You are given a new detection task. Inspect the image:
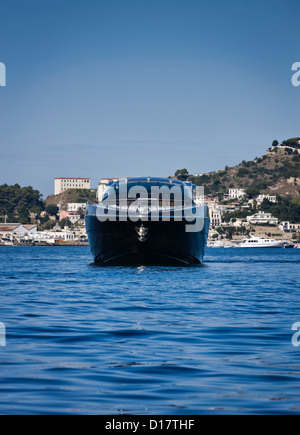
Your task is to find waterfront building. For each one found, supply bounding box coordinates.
[33,231,77,243]
[54,178,91,195]
[0,224,37,240]
[247,212,279,226]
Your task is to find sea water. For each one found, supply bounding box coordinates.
[0,246,299,415]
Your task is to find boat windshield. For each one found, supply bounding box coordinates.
[102,182,195,207]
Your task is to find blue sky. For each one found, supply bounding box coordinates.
[0,0,300,197]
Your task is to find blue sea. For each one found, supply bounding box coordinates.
[0,246,300,415]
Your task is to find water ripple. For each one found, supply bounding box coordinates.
[0,246,300,414]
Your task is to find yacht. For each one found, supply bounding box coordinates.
[85,177,210,266]
[212,240,224,248]
[239,235,286,248]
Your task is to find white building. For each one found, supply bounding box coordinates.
[279,221,290,232]
[290,223,300,233]
[280,222,300,233]
[97,178,120,202]
[0,224,37,240]
[32,231,77,243]
[210,209,222,227]
[67,214,82,224]
[229,189,246,200]
[67,203,87,212]
[257,194,277,204]
[247,212,279,225]
[54,178,91,195]
[194,192,205,205]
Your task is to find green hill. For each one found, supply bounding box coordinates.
[186,142,300,198]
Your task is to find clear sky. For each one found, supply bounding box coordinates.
[0,0,300,197]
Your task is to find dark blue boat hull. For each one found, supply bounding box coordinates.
[86,215,210,266]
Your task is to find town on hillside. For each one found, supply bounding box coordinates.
[0,139,300,247]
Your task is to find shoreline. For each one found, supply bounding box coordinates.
[0,243,90,247]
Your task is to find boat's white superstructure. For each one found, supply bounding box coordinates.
[240,235,286,248]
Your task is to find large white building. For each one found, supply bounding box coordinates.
[54,178,91,195]
[247,212,278,226]
[229,189,246,200]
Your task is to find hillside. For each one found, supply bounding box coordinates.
[45,188,97,210]
[187,142,300,198]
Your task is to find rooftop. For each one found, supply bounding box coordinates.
[55,177,90,180]
[0,225,20,231]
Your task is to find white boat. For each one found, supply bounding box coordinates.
[239,235,286,248]
[212,240,224,248]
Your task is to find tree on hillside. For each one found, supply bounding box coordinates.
[261,197,300,223]
[272,140,279,147]
[59,218,73,229]
[237,167,251,177]
[46,204,59,216]
[43,220,57,230]
[0,184,44,223]
[245,187,260,199]
[281,138,300,148]
[175,168,189,181]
